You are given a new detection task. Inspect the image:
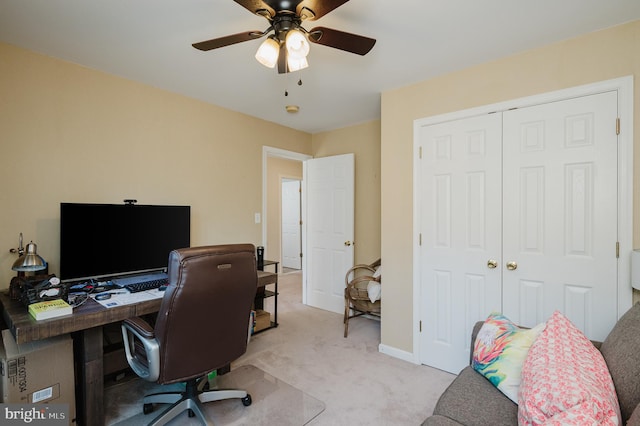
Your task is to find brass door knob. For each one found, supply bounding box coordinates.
[344,241,352,246]
[506,261,518,270]
[487,259,498,269]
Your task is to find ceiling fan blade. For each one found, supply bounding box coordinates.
[297,0,350,20]
[277,42,288,74]
[308,26,376,55]
[192,31,264,51]
[233,0,276,18]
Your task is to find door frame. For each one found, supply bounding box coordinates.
[261,146,312,264]
[412,76,634,364]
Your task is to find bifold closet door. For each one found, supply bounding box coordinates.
[501,91,619,341]
[419,90,619,373]
[418,113,503,374]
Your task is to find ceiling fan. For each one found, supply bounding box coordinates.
[192,0,376,74]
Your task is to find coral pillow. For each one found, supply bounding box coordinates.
[472,312,545,403]
[518,310,621,425]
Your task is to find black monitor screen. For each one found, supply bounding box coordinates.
[60,203,190,280]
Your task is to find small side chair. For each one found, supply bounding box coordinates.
[344,258,381,337]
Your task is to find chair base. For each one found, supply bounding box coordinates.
[343,307,380,338]
[143,378,251,425]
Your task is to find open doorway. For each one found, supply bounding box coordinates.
[262,146,311,271]
[281,178,302,272]
[263,147,357,313]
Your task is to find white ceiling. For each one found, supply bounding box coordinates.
[1,0,640,134]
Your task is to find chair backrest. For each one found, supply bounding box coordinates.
[154,244,257,384]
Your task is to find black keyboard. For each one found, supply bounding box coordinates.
[125,278,168,293]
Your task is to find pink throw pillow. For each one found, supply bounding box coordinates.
[518,310,620,425]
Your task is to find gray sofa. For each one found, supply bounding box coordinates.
[423,302,640,426]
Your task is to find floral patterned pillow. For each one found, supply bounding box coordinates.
[518,310,621,425]
[472,312,545,403]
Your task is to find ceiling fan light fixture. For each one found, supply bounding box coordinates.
[285,29,310,59]
[287,55,309,72]
[193,2,376,75]
[255,37,280,68]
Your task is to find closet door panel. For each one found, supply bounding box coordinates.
[502,91,618,341]
[418,113,502,373]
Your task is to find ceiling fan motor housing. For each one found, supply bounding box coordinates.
[271,15,302,41]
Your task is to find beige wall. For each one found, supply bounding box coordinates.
[312,120,382,265]
[381,20,640,353]
[0,42,312,286]
[265,157,303,264]
[0,41,383,294]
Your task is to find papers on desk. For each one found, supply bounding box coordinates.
[91,289,164,308]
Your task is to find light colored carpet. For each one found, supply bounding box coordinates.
[104,271,455,425]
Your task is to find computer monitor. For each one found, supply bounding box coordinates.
[59,203,190,281]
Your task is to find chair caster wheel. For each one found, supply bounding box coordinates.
[188,409,195,417]
[242,394,252,406]
[143,403,154,415]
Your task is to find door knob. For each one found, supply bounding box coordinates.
[344,241,352,246]
[506,261,518,270]
[487,259,498,269]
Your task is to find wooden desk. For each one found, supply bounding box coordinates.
[0,271,277,426]
[0,291,161,425]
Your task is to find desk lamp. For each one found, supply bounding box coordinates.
[10,233,47,274]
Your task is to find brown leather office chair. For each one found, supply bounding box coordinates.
[121,244,257,425]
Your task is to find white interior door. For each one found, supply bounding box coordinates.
[282,179,302,269]
[502,91,619,341]
[304,154,355,314]
[418,114,503,373]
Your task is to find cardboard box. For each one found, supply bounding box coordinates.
[254,309,271,333]
[0,329,76,422]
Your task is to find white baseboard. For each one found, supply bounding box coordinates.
[378,343,419,364]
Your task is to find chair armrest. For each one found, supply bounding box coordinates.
[123,316,155,338]
[348,275,380,288]
[345,264,377,285]
[121,317,160,382]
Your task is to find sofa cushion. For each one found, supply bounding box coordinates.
[518,310,620,425]
[472,312,544,402]
[431,366,517,426]
[600,302,640,423]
